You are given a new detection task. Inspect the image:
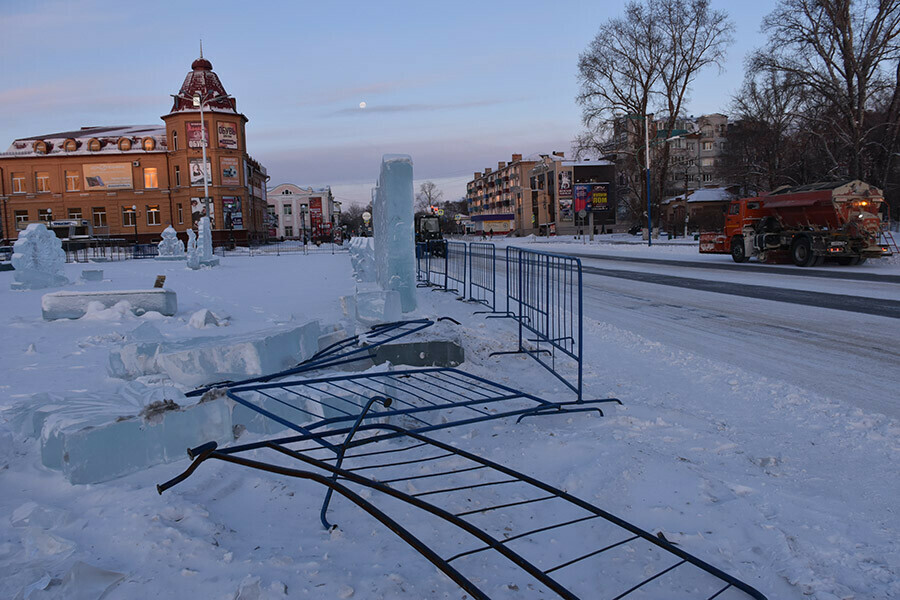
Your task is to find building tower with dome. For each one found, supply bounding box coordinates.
[0,55,269,245]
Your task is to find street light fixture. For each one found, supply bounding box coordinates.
[170,91,232,223]
[625,113,654,246]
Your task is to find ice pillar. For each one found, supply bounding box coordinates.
[373,154,416,313]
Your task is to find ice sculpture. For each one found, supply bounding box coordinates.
[197,217,219,266]
[186,229,200,270]
[348,237,376,283]
[10,223,69,290]
[156,226,186,260]
[373,154,416,312]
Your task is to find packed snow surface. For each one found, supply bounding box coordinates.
[0,240,897,599]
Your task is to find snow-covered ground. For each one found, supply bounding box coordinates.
[0,247,897,599]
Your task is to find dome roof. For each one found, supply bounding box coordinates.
[169,56,237,114]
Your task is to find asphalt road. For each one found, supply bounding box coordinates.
[567,254,900,416]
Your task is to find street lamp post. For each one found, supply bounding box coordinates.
[131,204,139,245]
[300,204,309,253]
[625,113,653,246]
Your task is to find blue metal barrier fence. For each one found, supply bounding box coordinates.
[468,242,496,311]
[492,247,583,401]
[445,241,467,296]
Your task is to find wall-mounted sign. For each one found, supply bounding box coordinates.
[190,197,215,227]
[217,121,238,149]
[189,159,212,186]
[220,157,240,185]
[186,122,209,148]
[83,163,133,190]
[558,170,573,198]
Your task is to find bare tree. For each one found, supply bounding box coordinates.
[750,0,900,182]
[576,0,733,226]
[415,181,443,213]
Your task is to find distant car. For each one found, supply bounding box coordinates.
[0,246,13,261]
[627,224,642,236]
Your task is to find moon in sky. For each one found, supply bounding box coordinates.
[359,101,367,109]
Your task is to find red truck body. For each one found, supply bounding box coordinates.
[699,180,892,266]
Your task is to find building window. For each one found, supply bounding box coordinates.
[147,205,161,226]
[36,172,50,193]
[172,131,178,150]
[702,173,713,182]
[38,208,52,222]
[177,203,184,224]
[284,226,293,237]
[174,165,181,187]
[143,167,158,189]
[33,141,49,154]
[702,141,714,151]
[122,206,136,227]
[142,137,156,151]
[118,137,132,152]
[282,189,292,195]
[15,210,29,228]
[88,138,101,152]
[68,208,82,220]
[64,139,77,152]
[701,158,714,167]
[283,205,292,215]
[92,207,107,227]
[65,170,80,191]
[12,172,25,193]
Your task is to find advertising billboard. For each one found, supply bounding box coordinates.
[186,122,209,148]
[189,159,212,186]
[573,183,611,212]
[220,157,240,186]
[558,170,573,198]
[190,197,214,227]
[83,163,133,190]
[217,121,238,149]
[223,197,243,230]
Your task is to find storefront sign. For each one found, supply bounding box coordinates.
[217,121,238,149]
[574,183,611,212]
[186,122,209,148]
[190,159,212,186]
[220,157,240,185]
[83,163,133,190]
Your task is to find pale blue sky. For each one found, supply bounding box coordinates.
[0,0,778,205]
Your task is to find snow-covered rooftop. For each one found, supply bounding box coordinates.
[3,125,167,157]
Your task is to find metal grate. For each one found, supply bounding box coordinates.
[222,367,619,438]
[159,424,768,600]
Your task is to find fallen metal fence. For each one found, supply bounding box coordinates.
[467,242,496,311]
[445,241,467,296]
[493,247,584,401]
[160,423,768,600]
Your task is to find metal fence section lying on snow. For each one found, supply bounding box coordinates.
[159,424,768,600]
[493,247,584,401]
[467,242,496,311]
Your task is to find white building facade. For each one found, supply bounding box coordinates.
[266,183,340,242]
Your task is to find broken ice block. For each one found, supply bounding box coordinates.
[41,289,177,320]
[355,287,401,326]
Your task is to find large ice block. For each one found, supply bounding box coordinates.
[373,154,416,312]
[41,289,177,320]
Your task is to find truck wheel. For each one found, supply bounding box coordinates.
[791,236,815,267]
[730,236,749,263]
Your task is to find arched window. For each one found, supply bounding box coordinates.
[172,130,178,150]
[142,137,156,151]
[88,138,102,152]
[118,137,132,152]
[282,189,292,195]
[64,139,77,152]
[33,140,49,154]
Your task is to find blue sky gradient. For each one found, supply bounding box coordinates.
[0,0,778,205]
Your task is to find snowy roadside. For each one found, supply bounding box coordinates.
[0,253,897,599]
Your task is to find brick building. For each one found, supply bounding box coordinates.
[466,153,538,235]
[0,55,269,244]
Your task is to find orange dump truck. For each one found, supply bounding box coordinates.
[699,180,892,266]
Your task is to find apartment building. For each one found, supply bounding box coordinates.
[466,153,538,235]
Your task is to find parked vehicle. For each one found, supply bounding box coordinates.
[415,214,444,256]
[699,180,892,266]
